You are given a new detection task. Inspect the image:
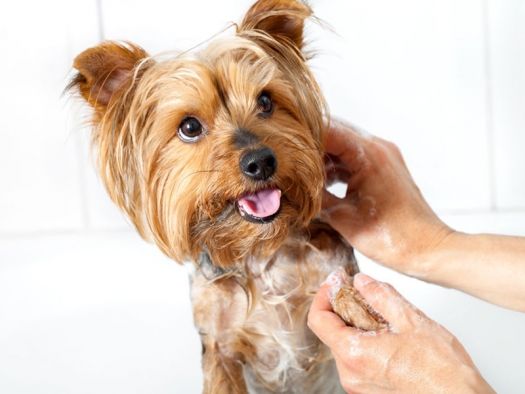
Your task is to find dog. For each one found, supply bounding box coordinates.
[67,0,385,392]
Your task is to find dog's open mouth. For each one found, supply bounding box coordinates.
[236,188,282,224]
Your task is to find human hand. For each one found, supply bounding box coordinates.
[307,272,495,393]
[322,118,452,274]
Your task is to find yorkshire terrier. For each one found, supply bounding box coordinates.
[68,0,385,392]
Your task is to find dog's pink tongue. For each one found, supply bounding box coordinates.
[238,189,281,218]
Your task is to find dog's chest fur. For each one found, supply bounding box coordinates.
[189,223,356,393]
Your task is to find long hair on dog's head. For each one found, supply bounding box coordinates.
[68,0,326,267]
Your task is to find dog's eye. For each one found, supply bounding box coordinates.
[257,92,274,117]
[178,117,204,142]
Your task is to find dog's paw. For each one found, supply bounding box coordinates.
[332,284,388,331]
[325,268,388,331]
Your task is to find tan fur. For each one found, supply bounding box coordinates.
[67,1,383,392]
[192,222,357,393]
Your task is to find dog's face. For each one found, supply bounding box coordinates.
[69,0,326,267]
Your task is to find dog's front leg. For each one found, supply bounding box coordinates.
[190,265,250,394]
[200,336,247,394]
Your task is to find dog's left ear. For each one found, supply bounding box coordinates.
[238,0,312,50]
[67,41,153,113]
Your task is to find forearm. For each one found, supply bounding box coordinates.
[413,231,525,311]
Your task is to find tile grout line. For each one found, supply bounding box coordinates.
[2,209,525,241]
[72,0,106,231]
[482,0,497,212]
[0,227,135,241]
[96,0,106,42]
[74,132,93,230]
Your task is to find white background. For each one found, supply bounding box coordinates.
[1,0,524,392]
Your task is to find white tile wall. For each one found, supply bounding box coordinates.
[310,0,492,213]
[1,0,524,392]
[487,0,525,210]
[0,1,91,233]
[100,0,245,55]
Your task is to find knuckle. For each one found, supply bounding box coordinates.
[306,310,321,332]
[379,281,396,293]
[374,138,403,160]
[363,279,390,295]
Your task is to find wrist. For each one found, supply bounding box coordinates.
[400,222,456,279]
[458,365,496,394]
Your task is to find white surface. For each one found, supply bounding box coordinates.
[1,0,524,392]
[0,232,203,393]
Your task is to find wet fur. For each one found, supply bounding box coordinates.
[192,222,357,392]
[68,0,367,392]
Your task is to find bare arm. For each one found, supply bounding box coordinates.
[322,118,525,311]
[424,231,525,311]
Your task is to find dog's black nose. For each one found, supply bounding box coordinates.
[240,147,277,181]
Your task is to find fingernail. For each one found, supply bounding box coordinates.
[323,267,351,303]
[353,273,374,288]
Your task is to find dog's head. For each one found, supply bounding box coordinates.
[68,0,326,267]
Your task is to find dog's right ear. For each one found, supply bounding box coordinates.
[238,0,312,50]
[68,41,152,111]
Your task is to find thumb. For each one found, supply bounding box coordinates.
[308,280,360,350]
[353,273,427,332]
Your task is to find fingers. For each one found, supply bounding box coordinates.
[308,281,359,349]
[325,118,402,172]
[353,273,427,332]
[322,119,370,214]
[324,118,367,165]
